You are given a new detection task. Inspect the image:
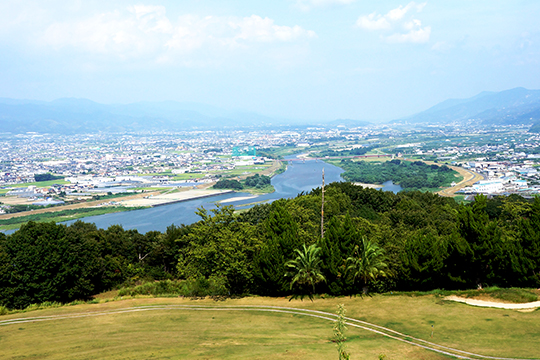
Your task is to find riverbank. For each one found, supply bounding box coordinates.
[119,189,234,207]
[0,160,285,231]
[353,182,383,189]
[2,156,344,234]
[0,206,144,231]
[220,195,258,204]
[0,191,162,221]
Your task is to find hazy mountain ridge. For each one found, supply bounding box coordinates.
[0,98,283,134]
[0,97,374,133]
[2,87,540,134]
[399,87,540,125]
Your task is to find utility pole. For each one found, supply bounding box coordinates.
[321,168,325,239]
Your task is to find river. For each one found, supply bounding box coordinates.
[4,156,401,234]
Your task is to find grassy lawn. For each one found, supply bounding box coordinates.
[241,184,275,194]
[1,295,539,359]
[222,168,266,176]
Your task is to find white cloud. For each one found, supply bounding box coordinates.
[356,2,430,44]
[230,15,316,43]
[356,13,391,31]
[39,6,316,60]
[128,5,173,34]
[386,2,424,21]
[386,26,431,43]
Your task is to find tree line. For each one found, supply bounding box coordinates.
[1,183,539,309]
[312,146,376,158]
[34,173,64,182]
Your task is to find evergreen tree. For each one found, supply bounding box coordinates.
[253,202,302,295]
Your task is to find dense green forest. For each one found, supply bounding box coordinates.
[213,174,271,190]
[339,159,459,190]
[1,183,539,309]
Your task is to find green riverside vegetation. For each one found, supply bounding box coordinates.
[213,173,274,193]
[1,183,539,310]
[0,206,144,230]
[337,159,461,190]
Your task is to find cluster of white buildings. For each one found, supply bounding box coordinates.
[461,160,538,195]
[469,178,529,194]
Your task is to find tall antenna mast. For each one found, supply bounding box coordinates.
[321,168,325,239]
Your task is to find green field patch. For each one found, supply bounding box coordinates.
[171,173,205,180]
[5,179,69,188]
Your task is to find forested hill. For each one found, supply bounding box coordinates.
[1,183,539,309]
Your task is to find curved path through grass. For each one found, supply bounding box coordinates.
[1,304,537,360]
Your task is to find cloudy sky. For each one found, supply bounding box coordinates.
[1,0,539,121]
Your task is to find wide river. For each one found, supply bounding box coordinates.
[6,156,401,234]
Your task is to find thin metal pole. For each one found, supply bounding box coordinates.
[321,168,325,239]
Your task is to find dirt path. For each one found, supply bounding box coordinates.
[445,296,540,310]
[0,191,161,220]
[437,165,483,197]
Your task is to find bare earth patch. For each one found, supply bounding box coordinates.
[445,295,540,309]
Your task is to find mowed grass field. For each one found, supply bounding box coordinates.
[1,295,539,360]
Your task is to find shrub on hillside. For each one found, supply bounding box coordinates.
[117,278,227,298]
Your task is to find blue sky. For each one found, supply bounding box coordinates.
[1,0,539,122]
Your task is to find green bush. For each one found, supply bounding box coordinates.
[24,302,63,312]
[484,287,538,303]
[117,277,228,298]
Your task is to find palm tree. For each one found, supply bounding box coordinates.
[286,243,326,300]
[346,237,389,294]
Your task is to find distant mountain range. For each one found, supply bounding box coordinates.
[398,87,540,125]
[2,87,540,134]
[0,98,288,134]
